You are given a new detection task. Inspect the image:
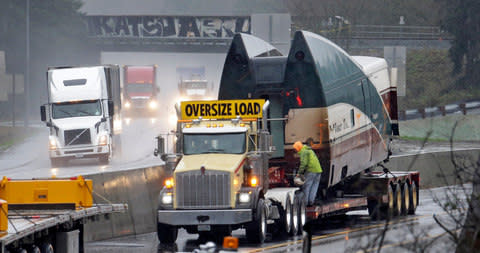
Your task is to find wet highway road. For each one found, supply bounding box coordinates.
[85,184,469,253]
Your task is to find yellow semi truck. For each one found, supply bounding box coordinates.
[155,99,304,243]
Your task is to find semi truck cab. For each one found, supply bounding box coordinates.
[155,99,301,243]
[40,65,121,166]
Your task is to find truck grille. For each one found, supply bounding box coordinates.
[175,170,231,209]
[64,129,91,145]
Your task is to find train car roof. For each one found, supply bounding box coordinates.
[352,56,388,76]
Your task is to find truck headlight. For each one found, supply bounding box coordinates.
[148,100,158,109]
[124,101,131,109]
[49,136,58,150]
[161,193,173,205]
[98,135,108,146]
[238,192,251,203]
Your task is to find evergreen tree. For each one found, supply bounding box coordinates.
[438,0,480,88]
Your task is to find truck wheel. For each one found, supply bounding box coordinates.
[393,183,402,217]
[401,182,410,215]
[246,198,267,243]
[290,195,299,236]
[29,245,41,253]
[296,192,306,235]
[157,223,178,244]
[281,195,292,234]
[408,181,418,214]
[39,242,54,253]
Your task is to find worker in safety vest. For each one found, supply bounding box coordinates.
[294,141,323,206]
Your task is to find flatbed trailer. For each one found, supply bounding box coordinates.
[1,204,126,253]
[0,176,127,252]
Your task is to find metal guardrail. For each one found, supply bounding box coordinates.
[399,101,480,120]
[291,22,453,41]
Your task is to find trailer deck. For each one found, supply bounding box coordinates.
[1,204,126,248]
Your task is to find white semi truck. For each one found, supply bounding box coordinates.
[40,65,122,166]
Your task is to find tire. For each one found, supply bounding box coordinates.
[281,195,292,234]
[290,195,299,236]
[157,223,178,244]
[246,198,267,243]
[408,181,418,215]
[29,245,41,253]
[367,199,380,220]
[401,182,410,216]
[393,183,402,217]
[296,192,306,235]
[39,243,54,253]
[382,184,395,220]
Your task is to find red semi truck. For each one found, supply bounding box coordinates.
[123,65,159,117]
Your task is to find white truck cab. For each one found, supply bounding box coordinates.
[40,65,121,166]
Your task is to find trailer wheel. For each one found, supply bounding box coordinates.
[408,181,418,214]
[29,245,41,253]
[291,195,299,236]
[157,223,178,244]
[296,192,306,235]
[383,184,396,219]
[401,182,410,215]
[367,199,380,220]
[281,195,293,235]
[393,183,402,216]
[246,198,267,243]
[39,242,54,253]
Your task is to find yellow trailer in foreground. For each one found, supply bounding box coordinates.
[0,176,126,253]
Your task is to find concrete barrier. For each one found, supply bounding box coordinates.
[83,164,166,242]
[389,149,480,188]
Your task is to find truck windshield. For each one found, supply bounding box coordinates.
[183,132,246,155]
[126,84,153,94]
[52,100,102,119]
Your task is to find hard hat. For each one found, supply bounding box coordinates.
[294,175,305,186]
[293,141,303,152]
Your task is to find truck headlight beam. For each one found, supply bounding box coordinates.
[161,193,173,205]
[239,192,251,203]
[149,100,158,109]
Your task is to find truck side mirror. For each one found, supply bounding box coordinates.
[40,105,46,122]
[108,101,114,116]
[154,136,166,160]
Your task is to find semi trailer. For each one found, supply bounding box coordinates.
[123,65,159,117]
[40,65,122,166]
[153,31,418,244]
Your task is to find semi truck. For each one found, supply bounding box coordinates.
[123,65,159,117]
[176,66,214,102]
[0,176,126,253]
[40,65,122,166]
[154,32,419,244]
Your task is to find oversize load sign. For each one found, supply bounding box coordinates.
[181,100,265,120]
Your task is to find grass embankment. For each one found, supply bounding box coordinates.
[0,126,40,151]
[399,114,480,142]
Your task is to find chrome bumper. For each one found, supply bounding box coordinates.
[157,209,252,226]
[50,145,109,158]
